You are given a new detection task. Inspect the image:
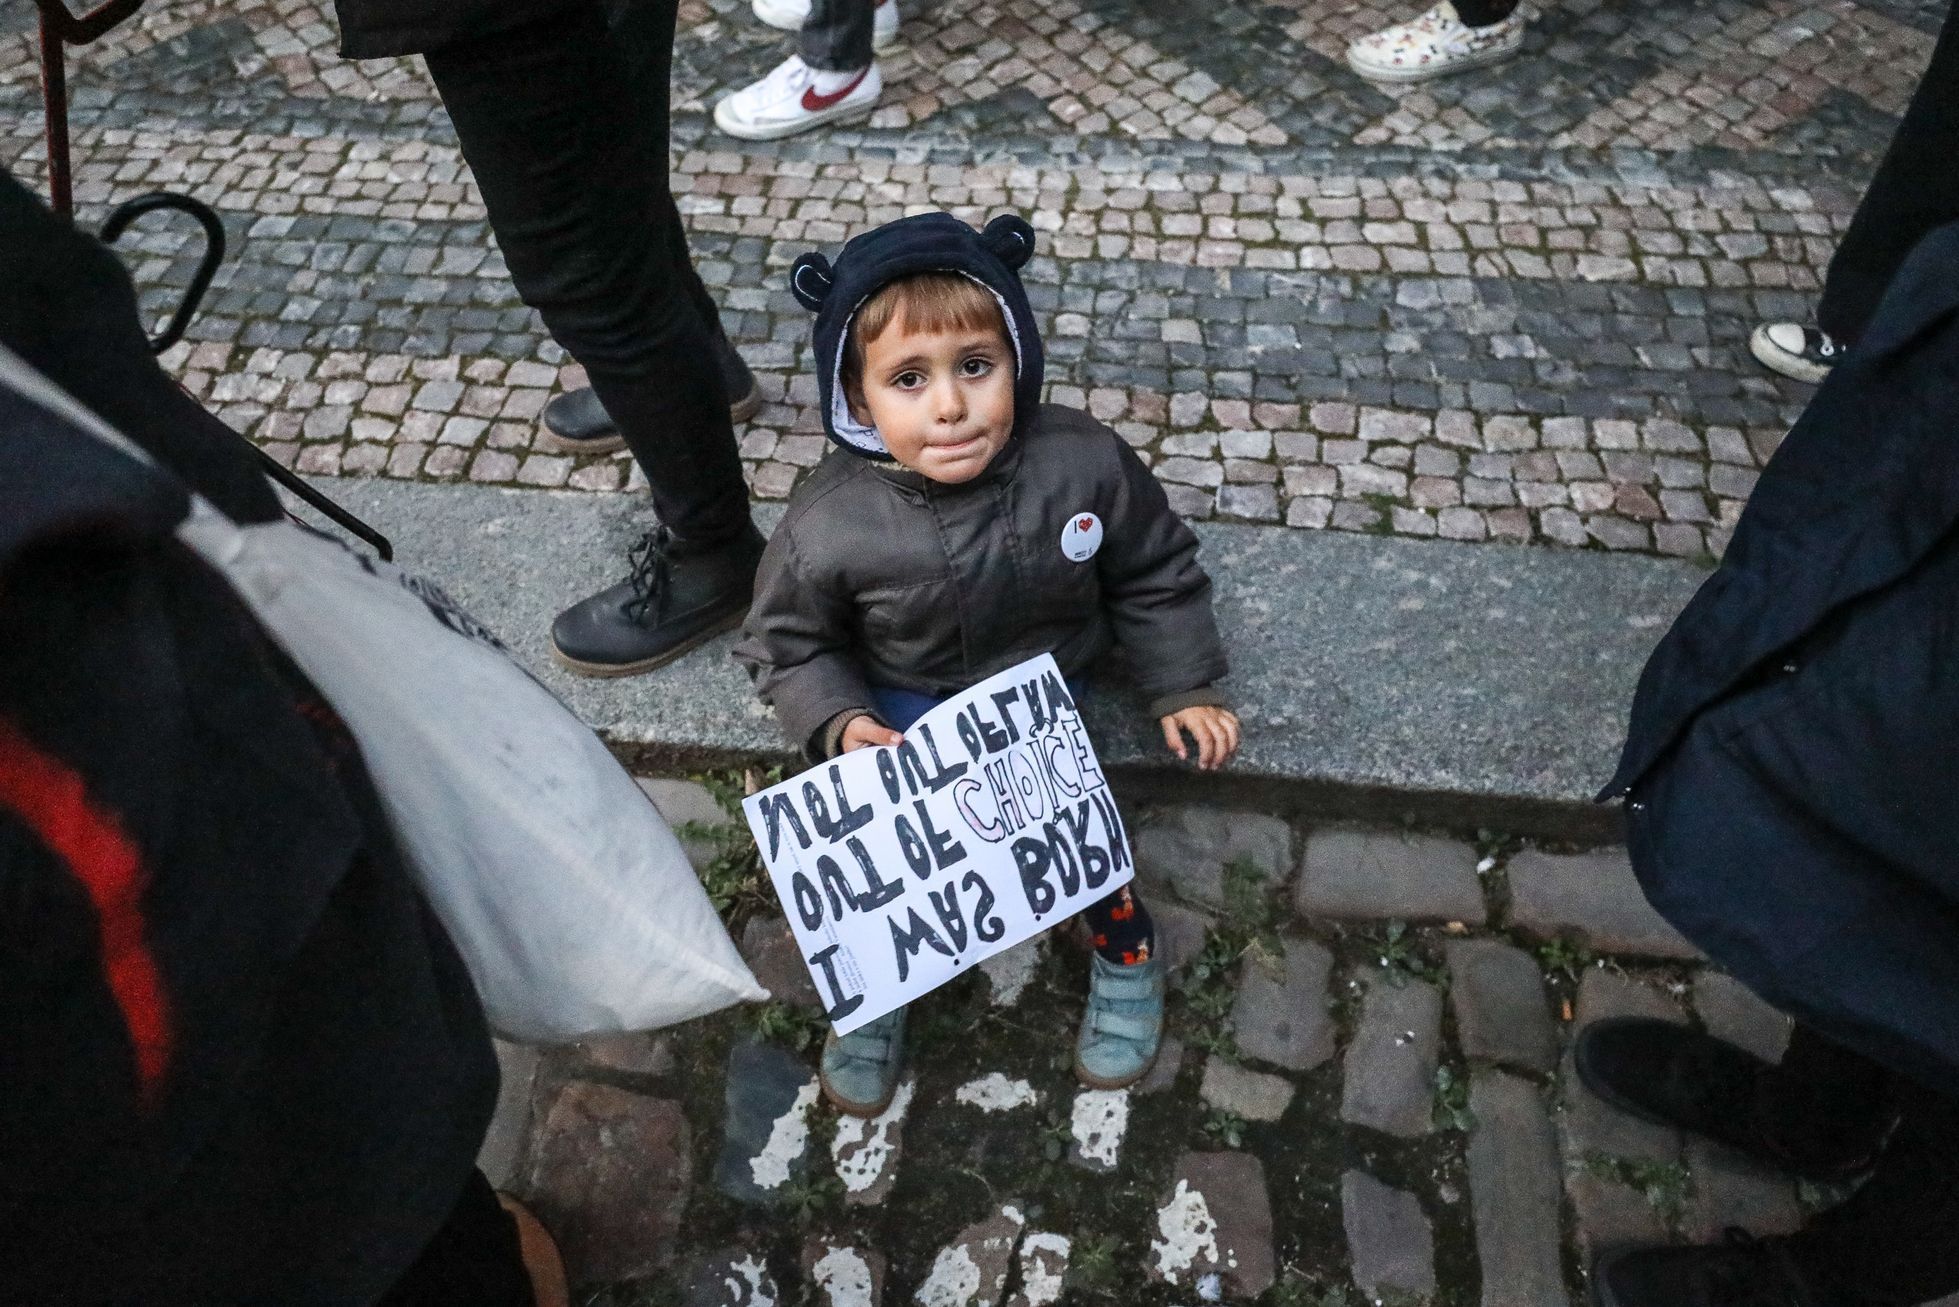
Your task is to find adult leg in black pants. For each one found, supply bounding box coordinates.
[540,0,764,452]
[1578,1018,1959,1306]
[424,0,764,676]
[1752,0,1959,384]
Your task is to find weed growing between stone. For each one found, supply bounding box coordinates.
[1175,857,1286,1059]
[1431,1064,1475,1134]
[1201,1106,1248,1148]
[1581,1154,1693,1226]
[1365,920,1447,989]
[750,1000,825,1054]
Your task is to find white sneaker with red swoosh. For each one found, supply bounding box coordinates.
[714,55,881,140]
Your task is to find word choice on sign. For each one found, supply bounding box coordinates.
[743,655,1134,1034]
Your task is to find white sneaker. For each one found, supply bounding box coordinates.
[714,55,882,140]
[1749,322,1843,384]
[750,0,901,49]
[1346,1,1526,82]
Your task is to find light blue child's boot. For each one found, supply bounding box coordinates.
[1074,953,1165,1088]
[819,1006,907,1116]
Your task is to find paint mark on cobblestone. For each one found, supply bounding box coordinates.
[1005,1232,1071,1307]
[811,1246,879,1307]
[955,1073,1040,1114]
[749,1079,820,1192]
[1150,1179,1224,1283]
[833,1078,914,1203]
[1068,1088,1130,1171]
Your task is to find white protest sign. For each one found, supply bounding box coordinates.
[742,653,1134,1035]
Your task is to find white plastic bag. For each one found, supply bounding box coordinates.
[2,345,765,1041]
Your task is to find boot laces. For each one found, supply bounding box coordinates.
[624,527,674,622]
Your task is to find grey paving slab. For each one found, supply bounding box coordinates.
[1467,1072,1571,1307]
[1199,1056,1295,1123]
[1231,935,1337,1072]
[1341,1170,1438,1300]
[1296,828,1486,923]
[1341,975,1445,1138]
[1447,938,1559,1073]
[305,478,1703,833]
[1134,805,1293,908]
[1693,971,1793,1065]
[1507,846,1702,956]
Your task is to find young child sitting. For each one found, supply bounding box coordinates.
[734,212,1240,1115]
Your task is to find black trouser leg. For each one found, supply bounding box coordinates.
[1452,0,1519,28]
[424,2,751,549]
[608,0,732,342]
[1757,1023,1899,1165]
[1816,0,1959,346]
[801,0,875,71]
[377,1169,533,1307]
[1789,1081,1959,1306]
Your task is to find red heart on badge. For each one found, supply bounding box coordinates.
[1077,516,1093,531]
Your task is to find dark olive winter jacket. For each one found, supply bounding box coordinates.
[733,403,1230,758]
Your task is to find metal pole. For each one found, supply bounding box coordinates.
[39,12,71,217]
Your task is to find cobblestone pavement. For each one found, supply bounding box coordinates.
[1,0,1944,557]
[481,780,1859,1307]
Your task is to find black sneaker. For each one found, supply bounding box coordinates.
[1593,1229,1816,1307]
[1575,1019,1886,1182]
[540,340,764,455]
[549,524,764,676]
[1748,323,1843,384]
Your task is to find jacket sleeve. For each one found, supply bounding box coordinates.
[1097,434,1231,711]
[732,527,879,759]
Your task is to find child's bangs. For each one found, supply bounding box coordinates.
[861,272,1003,344]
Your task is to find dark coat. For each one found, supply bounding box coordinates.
[1603,224,1959,1092]
[733,404,1230,756]
[0,175,496,1304]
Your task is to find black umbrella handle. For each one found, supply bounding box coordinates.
[99,192,226,354]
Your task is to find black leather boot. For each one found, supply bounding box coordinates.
[541,338,762,453]
[550,523,765,676]
[1593,1230,1817,1307]
[1575,1019,1892,1182]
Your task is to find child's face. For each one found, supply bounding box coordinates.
[850,315,1015,484]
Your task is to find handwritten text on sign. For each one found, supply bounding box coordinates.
[742,654,1133,1035]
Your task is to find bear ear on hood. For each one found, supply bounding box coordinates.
[980,214,1036,271]
[790,253,835,311]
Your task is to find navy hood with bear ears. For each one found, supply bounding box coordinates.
[789,212,1043,459]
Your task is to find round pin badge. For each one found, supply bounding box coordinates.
[1060,511,1104,562]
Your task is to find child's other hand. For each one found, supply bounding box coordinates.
[1160,705,1241,771]
[841,714,904,752]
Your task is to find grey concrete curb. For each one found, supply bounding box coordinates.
[302,477,1705,840]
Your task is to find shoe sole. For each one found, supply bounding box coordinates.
[819,1073,900,1118]
[1348,38,1521,82]
[713,97,878,141]
[536,381,766,457]
[1749,324,1833,384]
[549,605,746,679]
[1072,1041,1161,1091]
